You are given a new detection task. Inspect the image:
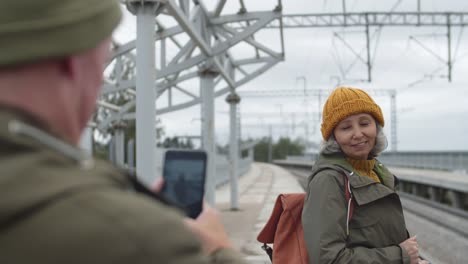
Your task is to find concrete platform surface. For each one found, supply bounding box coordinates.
[215,162,304,263]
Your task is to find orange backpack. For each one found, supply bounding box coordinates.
[257,173,354,263]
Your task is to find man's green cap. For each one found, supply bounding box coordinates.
[0,0,122,67]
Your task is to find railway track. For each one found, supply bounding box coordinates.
[399,192,468,239]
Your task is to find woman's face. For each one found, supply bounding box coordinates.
[333,113,377,160]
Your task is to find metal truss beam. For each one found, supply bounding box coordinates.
[105,11,282,88]
[238,88,395,97]
[101,55,281,118]
[166,0,212,57]
[97,100,121,111]
[242,122,311,128]
[267,12,468,28]
[265,12,465,83]
[240,111,319,118]
[102,9,466,133]
[102,57,281,126]
[214,0,227,16]
[110,26,185,59]
[100,6,284,129]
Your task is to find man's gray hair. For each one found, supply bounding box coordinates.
[320,124,388,158]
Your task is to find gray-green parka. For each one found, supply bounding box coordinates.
[0,109,246,264]
[302,154,411,264]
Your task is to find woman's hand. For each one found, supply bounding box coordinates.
[399,236,419,264]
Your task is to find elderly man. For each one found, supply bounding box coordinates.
[0,1,246,263]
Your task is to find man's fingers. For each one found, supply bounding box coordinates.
[151,177,164,193]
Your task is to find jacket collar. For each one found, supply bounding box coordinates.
[0,108,93,169]
[317,153,397,206]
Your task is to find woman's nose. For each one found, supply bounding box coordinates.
[352,128,364,139]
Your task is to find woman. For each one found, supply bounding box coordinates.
[302,87,426,264]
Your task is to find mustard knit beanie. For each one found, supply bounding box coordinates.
[0,0,122,67]
[321,86,385,140]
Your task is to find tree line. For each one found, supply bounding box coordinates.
[253,137,305,162]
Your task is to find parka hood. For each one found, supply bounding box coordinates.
[309,153,353,181]
[309,153,398,206]
[311,153,396,187]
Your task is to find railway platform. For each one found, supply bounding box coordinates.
[216,162,303,263]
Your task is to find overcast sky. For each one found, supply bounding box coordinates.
[113,0,468,151]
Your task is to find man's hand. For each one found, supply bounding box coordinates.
[400,236,419,264]
[184,202,233,255]
[151,177,164,193]
[418,258,430,264]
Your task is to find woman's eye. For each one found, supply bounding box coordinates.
[361,122,370,126]
[340,126,351,130]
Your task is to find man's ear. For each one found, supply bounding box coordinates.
[58,56,81,81]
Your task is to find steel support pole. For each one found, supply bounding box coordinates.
[127,1,161,183]
[237,107,242,146]
[447,15,452,82]
[365,14,372,82]
[108,137,116,165]
[342,0,347,26]
[318,93,322,123]
[79,126,93,155]
[268,125,273,163]
[200,69,218,205]
[115,128,125,167]
[226,92,241,210]
[390,92,397,152]
[417,0,421,25]
[127,139,135,174]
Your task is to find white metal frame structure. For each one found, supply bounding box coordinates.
[97,0,285,204]
[100,1,284,126]
[267,12,468,82]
